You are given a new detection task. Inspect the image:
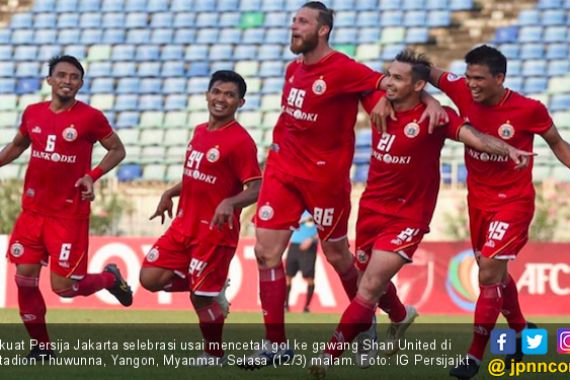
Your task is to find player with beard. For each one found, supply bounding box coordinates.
[241,2,447,369]
[308,49,533,379]
[0,55,131,360]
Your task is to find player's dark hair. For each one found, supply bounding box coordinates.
[48,55,85,79]
[208,70,247,99]
[395,49,432,82]
[302,1,334,40]
[464,45,507,76]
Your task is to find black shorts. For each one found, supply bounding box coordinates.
[285,242,317,278]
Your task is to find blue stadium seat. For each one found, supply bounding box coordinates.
[80,12,102,28]
[0,62,14,76]
[332,0,355,10]
[0,30,11,44]
[240,0,261,10]
[241,95,260,111]
[151,12,174,28]
[508,60,522,76]
[427,10,451,27]
[161,45,184,60]
[265,12,288,27]
[518,26,542,42]
[102,12,125,28]
[285,0,305,11]
[259,61,284,77]
[520,43,544,59]
[542,9,566,25]
[11,30,34,45]
[136,45,160,61]
[0,79,16,93]
[117,164,142,182]
[457,164,467,183]
[336,11,357,27]
[218,0,239,11]
[380,11,403,26]
[185,45,209,61]
[0,46,12,60]
[174,29,196,44]
[550,94,570,111]
[116,78,140,94]
[14,46,37,61]
[174,13,195,28]
[219,28,242,43]
[11,13,33,28]
[258,44,282,60]
[426,0,448,9]
[499,43,520,59]
[32,0,56,12]
[138,62,161,77]
[151,29,174,44]
[505,77,523,92]
[79,0,102,11]
[57,13,79,28]
[353,148,371,164]
[89,62,112,77]
[163,78,186,94]
[406,28,429,43]
[101,0,124,11]
[113,62,137,77]
[139,95,163,111]
[517,9,540,25]
[34,29,58,45]
[164,95,187,110]
[188,77,210,94]
[196,28,219,44]
[126,12,148,28]
[449,60,466,75]
[81,29,103,45]
[379,0,401,10]
[63,45,86,59]
[116,112,140,128]
[170,0,190,11]
[545,43,568,59]
[537,0,562,9]
[59,29,80,44]
[242,29,265,44]
[209,45,233,60]
[449,0,473,10]
[91,78,115,94]
[56,0,78,13]
[404,10,427,26]
[358,28,381,43]
[494,26,518,43]
[38,45,62,61]
[147,0,168,11]
[103,29,126,44]
[547,59,570,76]
[234,45,258,60]
[262,77,284,94]
[210,61,234,73]
[262,0,284,10]
[381,44,406,60]
[139,78,162,94]
[196,12,218,27]
[522,60,547,76]
[403,0,425,9]
[356,11,379,27]
[356,129,372,147]
[125,0,146,11]
[112,44,136,61]
[15,62,40,77]
[161,62,185,77]
[355,0,378,9]
[127,29,151,44]
[352,164,369,183]
[194,0,217,11]
[543,26,566,42]
[265,28,289,44]
[219,12,240,26]
[115,94,138,111]
[523,77,547,94]
[188,62,210,77]
[440,163,452,185]
[331,28,357,44]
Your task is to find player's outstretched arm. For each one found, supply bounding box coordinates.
[149,181,182,225]
[541,125,570,168]
[210,178,261,230]
[428,67,447,88]
[458,124,534,169]
[0,131,31,167]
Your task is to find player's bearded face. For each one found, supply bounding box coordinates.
[290,9,320,55]
[206,81,244,121]
[47,62,83,102]
[465,64,504,105]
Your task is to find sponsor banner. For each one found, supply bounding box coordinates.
[1,237,569,315]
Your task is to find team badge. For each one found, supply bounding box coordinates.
[206,147,220,163]
[447,73,461,82]
[146,248,159,263]
[498,122,515,140]
[62,125,78,142]
[10,243,24,258]
[356,250,368,264]
[404,122,420,138]
[258,205,274,221]
[312,78,327,95]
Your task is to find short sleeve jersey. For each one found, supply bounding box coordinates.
[266,51,383,182]
[18,101,113,219]
[170,120,261,247]
[360,91,466,226]
[439,73,553,211]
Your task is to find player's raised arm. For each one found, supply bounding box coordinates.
[458,124,534,169]
[541,125,570,168]
[0,131,31,167]
[428,66,448,88]
[210,178,261,230]
[150,181,182,224]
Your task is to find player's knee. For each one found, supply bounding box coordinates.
[478,268,503,285]
[359,275,387,301]
[139,271,164,292]
[254,241,283,267]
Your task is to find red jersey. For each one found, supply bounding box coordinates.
[18,101,113,219]
[266,51,383,182]
[438,72,553,212]
[360,92,465,226]
[170,120,261,247]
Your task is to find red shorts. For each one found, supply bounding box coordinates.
[355,207,427,271]
[255,165,351,241]
[7,210,89,279]
[142,227,235,296]
[469,206,532,259]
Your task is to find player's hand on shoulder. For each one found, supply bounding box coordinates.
[508,147,536,170]
[75,175,95,201]
[370,96,396,134]
[210,199,234,230]
[419,100,449,134]
[149,193,173,224]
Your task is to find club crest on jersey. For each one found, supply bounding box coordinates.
[258,205,274,221]
[206,147,220,163]
[498,122,515,140]
[404,122,420,138]
[62,125,78,142]
[10,243,24,258]
[146,248,159,263]
[356,250,368,264]
[312,78,327,95]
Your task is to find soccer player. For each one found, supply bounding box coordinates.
[139,70,261,365]
[0,55,131,359]
[308,49,534,379]
[285,211,319,313]
[428,45,570,379]
[242,2,446,368]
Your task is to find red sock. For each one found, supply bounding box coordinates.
[259,265,286,343]
[325,294,376,358]
[197,302,225,357]
[337,261,358,300]
[163,276,190,292]
[55,273,115,297]
[377,281,407,322]
[501,274,526,332]
[468,283,503,360]
[16,274,50,345]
